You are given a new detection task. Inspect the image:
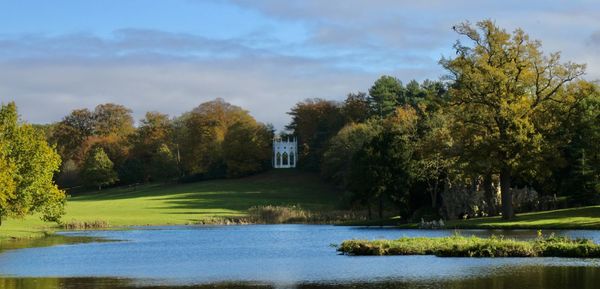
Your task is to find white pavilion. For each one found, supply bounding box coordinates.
[273,136,297,168]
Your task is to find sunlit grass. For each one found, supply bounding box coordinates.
[445,206,600,229]
[387,206,600,230]
[0,170,339,240]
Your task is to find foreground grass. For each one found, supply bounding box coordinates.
[0,170,339,240]
[338,234,600,257]
[0,218,56,239]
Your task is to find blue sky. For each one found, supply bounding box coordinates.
[1,0,599,129]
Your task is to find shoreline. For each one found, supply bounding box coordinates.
[4,205,600,242]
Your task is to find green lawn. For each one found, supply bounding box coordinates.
[345,206,600,230]
[0,170,340,240]
[443,206,600,229]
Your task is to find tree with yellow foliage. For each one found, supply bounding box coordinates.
[441,20,586,219]
[0,102,65,225]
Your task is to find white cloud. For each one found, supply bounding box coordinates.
[231,0,600,79]
[0,29,439,130]
[2,1,599,131]
[0,58,385,130]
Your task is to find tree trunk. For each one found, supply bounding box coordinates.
[98,185,102,191]
[500,168,514,220]
[483,173,497,216]
[441,177,450,219]
[431,179,439,208]
[378,194,384,220]
[367,202,372,220]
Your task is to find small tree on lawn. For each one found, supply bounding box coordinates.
[82,147,118,190]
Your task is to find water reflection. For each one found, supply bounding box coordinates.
[2,266,600,289]
[0,234,109,253]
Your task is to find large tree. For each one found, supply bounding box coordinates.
[51,108,95,163]
[321,121,380,188]
[222,121,273,177]
[441,20,585,219]
[286,99,345,171]
[149,144,180,181]
[544,82,600,203]
[93,103,135,137]
[348,126,414,220]
[342,92,370,123]
[413,108,454,209]
[368,76,404,117]
[82,147,118,190]
[128,111,177,182]
[347,107,417,219]
[180,98,257,176]
[0,102,65,225]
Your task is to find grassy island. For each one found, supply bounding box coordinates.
[338,234,600,258]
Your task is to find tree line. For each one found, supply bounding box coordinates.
[288,20,599,220]
[42,98,274,191]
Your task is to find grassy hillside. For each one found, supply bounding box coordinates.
[0,170,340,240]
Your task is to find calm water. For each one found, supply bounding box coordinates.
[1,225,600,289]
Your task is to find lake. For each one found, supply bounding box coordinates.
[1,225,600,289]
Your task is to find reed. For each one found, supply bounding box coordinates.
[247,205,367,224]
[62,219,110,230]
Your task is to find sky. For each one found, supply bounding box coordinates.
[1,0,599,130]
